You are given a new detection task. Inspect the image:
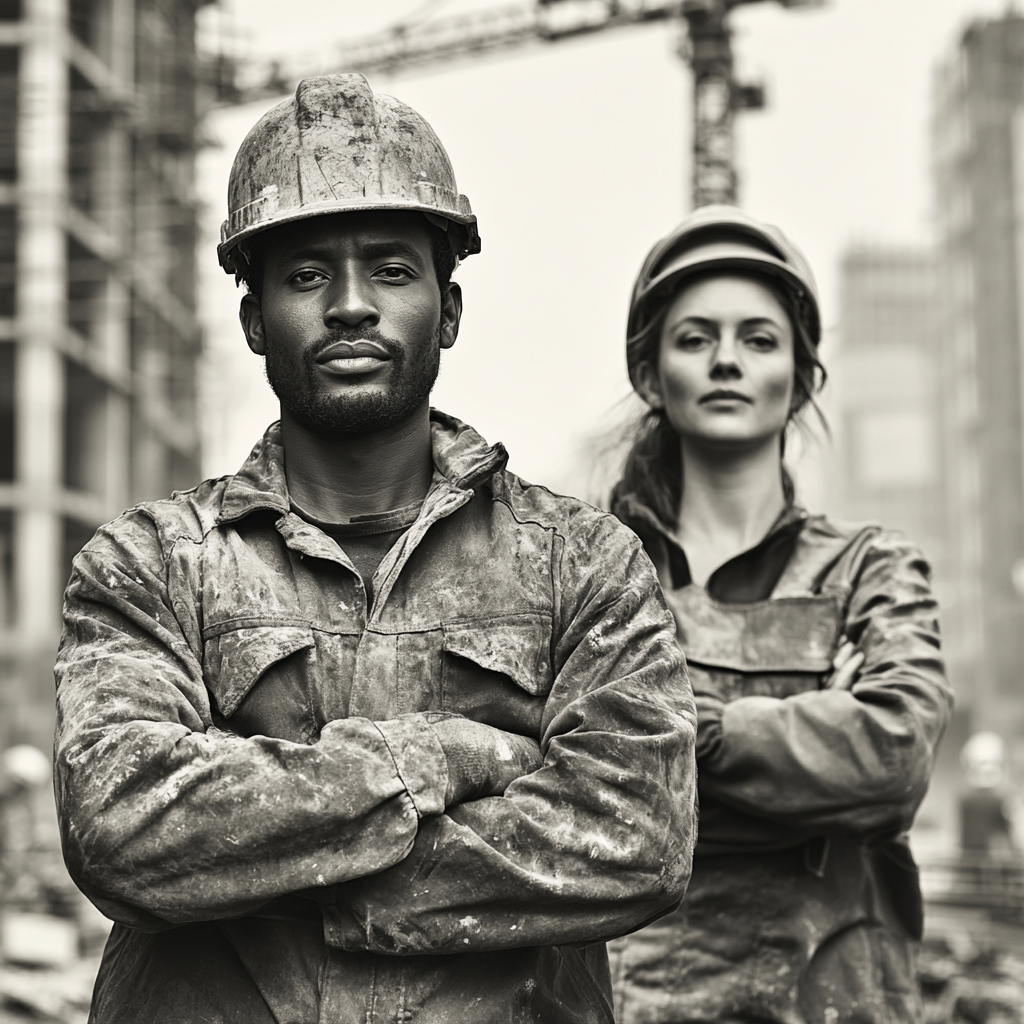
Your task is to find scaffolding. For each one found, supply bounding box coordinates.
[0,0,206,752]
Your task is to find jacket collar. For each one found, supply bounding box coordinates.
[217,409,509,527]
[612,487,808,575]
[614,489,807,544]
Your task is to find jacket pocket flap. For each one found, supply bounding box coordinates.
[667,591,842,674]
[443,616,552,696]
[203,625,315,717]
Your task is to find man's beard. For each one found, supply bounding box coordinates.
[263,324,441,437]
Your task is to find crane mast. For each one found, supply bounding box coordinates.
[215,0,823,208]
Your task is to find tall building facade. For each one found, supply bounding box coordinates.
[828,247,947,581]
[0,0,205,752]
[932,15,1024,737]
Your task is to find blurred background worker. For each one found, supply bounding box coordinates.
[605,207,953,1024]
[958,731,1014,858]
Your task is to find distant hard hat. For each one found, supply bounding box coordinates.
[626,205,821,391]
[218,73,481,276]
[1,744,50,788]
[962,731,1007,789]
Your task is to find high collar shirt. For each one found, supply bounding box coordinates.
[609,490,953,1024]
[54,413,697,1024]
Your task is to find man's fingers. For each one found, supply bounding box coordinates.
[829,651,865,690]
[831,639,854,671]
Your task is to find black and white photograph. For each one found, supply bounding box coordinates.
[0,1,1021,1021]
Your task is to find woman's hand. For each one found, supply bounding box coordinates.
[826,636,865,691]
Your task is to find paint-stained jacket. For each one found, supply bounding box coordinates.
[54,414,697,1024]
[608,498,952,1024]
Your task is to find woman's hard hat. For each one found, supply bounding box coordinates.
[626,206,821,390]
[218,73,480,276]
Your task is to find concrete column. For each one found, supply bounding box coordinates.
[97,0,133,515]
[14,0,68,677]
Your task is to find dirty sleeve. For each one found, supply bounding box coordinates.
[54,511,450,929]
[696,531,952,837]
[319,515,698,955]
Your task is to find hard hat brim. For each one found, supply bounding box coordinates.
[218,199,481,275]
[629,242,821,347]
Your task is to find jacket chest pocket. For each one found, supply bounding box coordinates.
[441,615,553,736]
[665,587,844,702]
[202,624,317,741]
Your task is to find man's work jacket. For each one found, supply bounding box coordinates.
[54,413,697,1024]
[608,498,952,1024]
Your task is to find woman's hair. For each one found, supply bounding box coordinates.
[616,273,827,527]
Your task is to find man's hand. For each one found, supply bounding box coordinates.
[827,636,865,691]
[430,718,542,806]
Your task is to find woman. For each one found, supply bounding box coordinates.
[607,206,952,1024]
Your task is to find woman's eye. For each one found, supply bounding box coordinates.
[746,333,778,351]
[676,333,711,350]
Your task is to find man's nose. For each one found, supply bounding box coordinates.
[324,272,378,328]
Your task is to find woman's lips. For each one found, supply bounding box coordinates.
[699,390,752,404]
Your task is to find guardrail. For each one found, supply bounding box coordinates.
[920,855,1024,916]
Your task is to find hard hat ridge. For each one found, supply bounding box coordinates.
[219,73,481,276]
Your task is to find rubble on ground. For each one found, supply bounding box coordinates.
[921,939,1024,1023]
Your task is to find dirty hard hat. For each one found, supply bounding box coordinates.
[626,205,820,391]
[218,73,481,277]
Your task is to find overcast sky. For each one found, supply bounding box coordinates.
[197,0,1016,502]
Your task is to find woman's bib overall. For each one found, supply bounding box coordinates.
[609,502,952,1024]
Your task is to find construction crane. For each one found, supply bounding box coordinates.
[211,0,826,208]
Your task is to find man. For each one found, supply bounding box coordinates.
[54,74,697,1024]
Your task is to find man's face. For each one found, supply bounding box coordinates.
[239,211,461,437]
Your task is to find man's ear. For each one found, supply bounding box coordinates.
[239,293,266,356]
[440,282,462,351]
[634,358,665,410]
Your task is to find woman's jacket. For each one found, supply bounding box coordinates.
[609,496,953,1024]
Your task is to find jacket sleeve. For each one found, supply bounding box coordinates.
[54,510,450,929]
[696,530,952,837]
[319,515,698,955]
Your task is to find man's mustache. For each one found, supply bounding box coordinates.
[307,330,402,362]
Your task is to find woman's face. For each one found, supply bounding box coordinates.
[640,273,796,450]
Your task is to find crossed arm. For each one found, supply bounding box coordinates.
[693,531,953,839]
[55,511,697,952]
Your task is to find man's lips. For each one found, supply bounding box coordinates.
[315,340,391,376]
[699,389,752,404]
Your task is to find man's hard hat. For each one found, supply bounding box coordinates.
[218,73,481,276]
[626,206,821,391]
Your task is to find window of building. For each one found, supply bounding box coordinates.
[0,508,12,627]
[67,235,105,342]
[61,515,96,596]
[0,206,15,319]
[63,356,106,495]
[0,47,17,179]
[69,0,100,51]
[0,341,12,481]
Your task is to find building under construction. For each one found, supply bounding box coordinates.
[932,14,1024,743]
[0,0,205,753]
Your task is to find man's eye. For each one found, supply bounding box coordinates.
[375,265,415,282]
[289,269,326,286]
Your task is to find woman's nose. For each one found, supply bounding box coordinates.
[709,334,742,380]
[324,273,378,328]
